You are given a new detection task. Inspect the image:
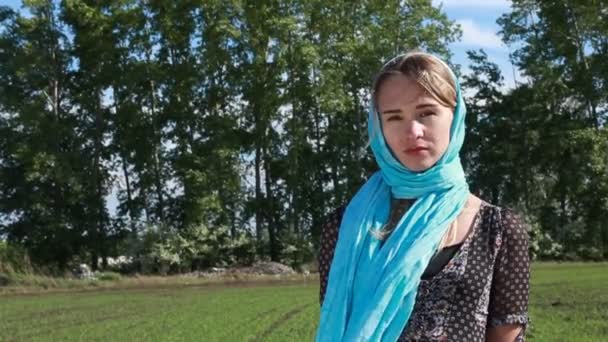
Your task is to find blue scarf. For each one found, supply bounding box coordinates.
[316,57,469,341]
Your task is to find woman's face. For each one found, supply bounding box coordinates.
[376,74,454,172]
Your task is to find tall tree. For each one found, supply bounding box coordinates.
[0,1,85,269]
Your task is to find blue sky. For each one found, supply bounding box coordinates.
[434,0,518,88]
[2,0,22,12]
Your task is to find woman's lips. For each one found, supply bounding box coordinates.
[404,147,429,155]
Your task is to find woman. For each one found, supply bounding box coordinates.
[316,52,530,341]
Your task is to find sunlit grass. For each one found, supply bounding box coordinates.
[0,262,606,341]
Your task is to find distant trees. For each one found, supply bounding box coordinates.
[1,1,606,273]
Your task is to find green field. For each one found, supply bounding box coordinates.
[526,263,608,341]
[1,263,606,341]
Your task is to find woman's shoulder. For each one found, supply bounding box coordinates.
[324,206,347,225]
[476,198,529,245]
[320,206,347,240]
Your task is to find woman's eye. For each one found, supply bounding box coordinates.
[387,115,402,122]
[419,111,435,118]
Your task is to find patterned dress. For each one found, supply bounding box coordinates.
[318,199,530,341]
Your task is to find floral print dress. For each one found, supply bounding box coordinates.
[318,200,530,341]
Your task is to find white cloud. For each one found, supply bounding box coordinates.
[433,0,510,8]
[454,19,505,50]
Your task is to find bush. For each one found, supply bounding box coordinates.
[528,221,564,260]
[228,233,257,266]
[97,271,121,281]
[0,272,13,286]
[0,241,34,274]
[562,251,581,262]
[278,233,315,271]
[577,246,604,261]
[129,222,260,274]
[299,260,319,274]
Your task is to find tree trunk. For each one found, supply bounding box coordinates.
[113,85,137,232]
[148,79,166,224]
[92,91,105,271]
[255,134,264,246]
[264,147,279,262]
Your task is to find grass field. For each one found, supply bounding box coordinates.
[526,262,608,341]
[0,262,606,341]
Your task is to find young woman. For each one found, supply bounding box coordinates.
[316,52,530,341]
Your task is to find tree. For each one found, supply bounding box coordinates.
[0,1,85,269]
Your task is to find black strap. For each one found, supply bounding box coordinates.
[421,243,464,280]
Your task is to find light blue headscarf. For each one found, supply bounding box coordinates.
[316,52,470,341]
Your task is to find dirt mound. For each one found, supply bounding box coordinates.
[235,262,295,275]
[182,262,296,278]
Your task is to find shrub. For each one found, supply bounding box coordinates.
[0,241,34,274]
[0,272,13,286]
[528,221,563,260]
[97,271,121,281]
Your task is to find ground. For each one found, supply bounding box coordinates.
[0,262,606,341]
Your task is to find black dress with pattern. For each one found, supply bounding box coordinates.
[318,200,530,341]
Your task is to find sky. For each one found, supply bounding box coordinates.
[433,0,519,88]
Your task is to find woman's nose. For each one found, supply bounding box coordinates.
[405,120,424,140]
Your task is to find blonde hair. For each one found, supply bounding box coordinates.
[368,52,457,146]
[372,52,456,108]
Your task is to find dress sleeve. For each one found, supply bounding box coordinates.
[488,208,531,339]
[318,207,344,306]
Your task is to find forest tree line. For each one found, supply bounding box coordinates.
[1,0,607,274]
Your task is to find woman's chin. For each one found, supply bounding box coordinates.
[401,159,435,173]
